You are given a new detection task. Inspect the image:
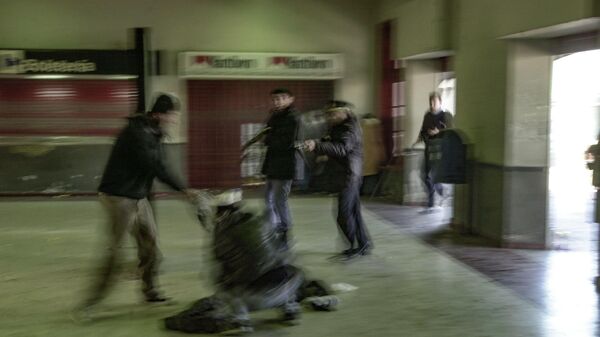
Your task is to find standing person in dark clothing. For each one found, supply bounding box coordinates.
[417,92,454,210]
[74,93,197,319]
[304,101,372,260]
[261,88,304,247]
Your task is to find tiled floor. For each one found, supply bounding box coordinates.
[0,196,596,336]
[365,199,599,337]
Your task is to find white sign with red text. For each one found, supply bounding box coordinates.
[179,52,344,79]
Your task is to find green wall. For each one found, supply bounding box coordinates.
[380,0,597,164]
[453,0,596,164]
[0,0,377,127]
[0,0,377,193]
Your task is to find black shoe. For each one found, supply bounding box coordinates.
[341,248,355,256]
[327,249,355,262]
[281,310,301,326]
[281,300,301,324]
[357,242,372,256]
[145,291,174,304]
[346,243,372,259]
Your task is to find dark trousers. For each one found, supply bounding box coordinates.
[422,149,443,208]
[337,176,371,249]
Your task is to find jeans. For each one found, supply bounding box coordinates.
[422,148,444,208]
[265,179,293,232]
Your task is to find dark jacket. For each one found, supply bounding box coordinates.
[261,106,304,180]
[419,110,454,146]
[213,205,292,290]
[314,115,363,178]
[98,114,185,199]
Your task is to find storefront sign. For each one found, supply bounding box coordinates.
[179,52,344,79]
[0,50,138,75]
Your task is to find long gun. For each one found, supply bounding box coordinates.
[241,127,271,152]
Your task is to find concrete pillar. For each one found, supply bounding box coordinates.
[502,40,553,248]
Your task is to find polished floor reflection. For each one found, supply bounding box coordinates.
[366,200,599,337]
[0,197,595,336]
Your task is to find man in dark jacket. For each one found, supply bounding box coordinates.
[261,88,303,247]
[76,94,196,317]
[417,92,454,209]
[304,101,372,259]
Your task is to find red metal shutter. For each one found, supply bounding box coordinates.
[187,80,334,188]
[0,79,137,136]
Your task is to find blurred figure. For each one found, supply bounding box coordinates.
[586,134,600,222]
[261,88,304,247]
[304,101,372,260]
[75,93,197,318]
[417,92,453,210]
[586,135,600,188]
[211,190,303,331]
[586,133,600,290]
[165,190,337,334]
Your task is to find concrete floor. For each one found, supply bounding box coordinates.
[0,197,594,336]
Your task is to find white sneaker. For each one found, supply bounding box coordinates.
[437,194,450,207]
[419,207,438,214]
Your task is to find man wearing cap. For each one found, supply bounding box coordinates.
[75,93,197,316]
[304,101,372,259]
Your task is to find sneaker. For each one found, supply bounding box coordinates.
[418,207,439,215]
[345,243,372,259]
[437,194,450,207]
[281,301,301,323]
[307,296,339,311]
[280,311,301,326]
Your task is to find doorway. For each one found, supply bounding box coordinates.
[549,49,600,251]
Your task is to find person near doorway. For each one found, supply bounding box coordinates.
[586,134,600,223]
[417,92,453,210]
[304,100,372,260]
[261,88,304,248]
[74,93,197,320]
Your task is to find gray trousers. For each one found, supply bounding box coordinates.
[86,193,160,305]
[265,179,293,231]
